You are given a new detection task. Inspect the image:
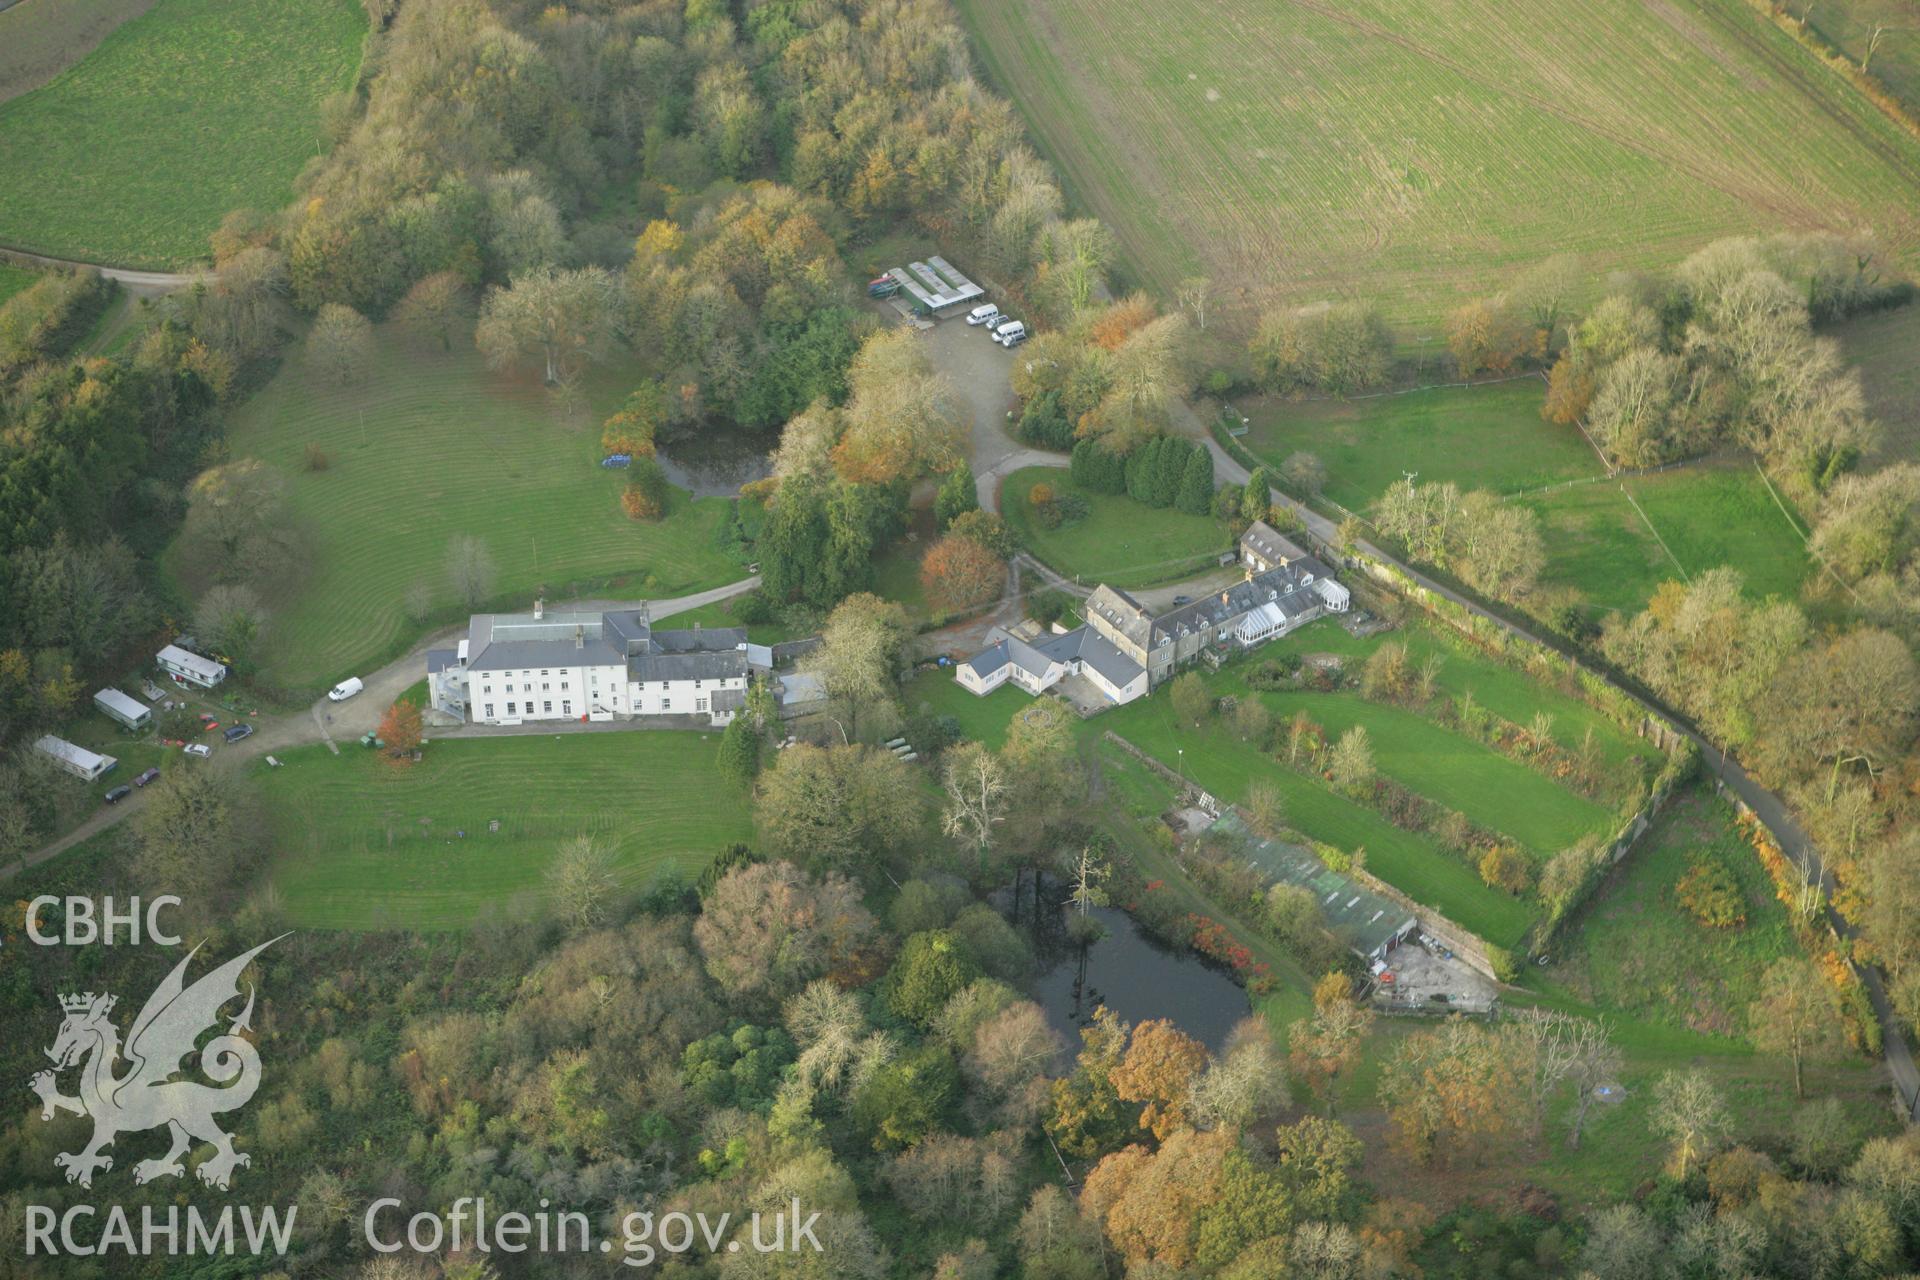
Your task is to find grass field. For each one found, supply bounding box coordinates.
[1235,379,1808,617]
[1242,380,1601,511]
[1838,303,1920,464]
[1262,617,1662,779]
[0,262,36,304]
[1522,460,1811,616]
[257,734,754,930]
[1806,0,1920,116]
[658,597,808,644]
[958,0,1920,338]
[1248,688,1616,855]
[0,0,364,267]
[195,331,743,693]
[1540,785,1798,1038]
[1000,466,1231,588]
[1094,679,1541,946]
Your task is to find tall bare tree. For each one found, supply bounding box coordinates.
[1651,1069,1730,1177]
[444,534,496,608]
[1562,1015,1622,1149]
[1176,275,1212,332]
[1748,957,1845,1098]
[546,834,620,933]
[940,742,1011,867]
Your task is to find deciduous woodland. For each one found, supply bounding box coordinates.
[5,0,1920,1276]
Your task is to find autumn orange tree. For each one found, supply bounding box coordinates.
[600,380,666,457]
[1082,1119,1352,1272]
[621,457,671,521]
[1444,295,1533,377]
[378,697,424,762]
[1109,1018,1207,1141]
[1287,972,1374,1114]
[1088,293,1156,351]
[1379,1018,1518,1166]
[920,535,1004,614]
[1081,1129,1234,1271]
[1477,844,1532,895]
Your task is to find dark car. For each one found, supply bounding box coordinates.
[133,767,161,787]
[103,785,132,805]
[223,723,255,744]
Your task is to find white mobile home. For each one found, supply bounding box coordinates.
[35,735,117,782]
[157,644,227,688]
[93,688,152,732]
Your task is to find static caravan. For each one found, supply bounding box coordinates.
[93,687,152,732]
[34,735,117,782]
[156,643,227,689]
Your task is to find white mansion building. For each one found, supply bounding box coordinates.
[427,603,749,727]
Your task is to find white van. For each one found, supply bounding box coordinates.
[328,676,365,702]
[992,320,1027,347]
[965,302,999,327]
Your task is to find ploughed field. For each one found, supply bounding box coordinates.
[959,0,1920,337]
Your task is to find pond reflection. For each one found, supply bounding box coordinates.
[1006,881,1250,1053]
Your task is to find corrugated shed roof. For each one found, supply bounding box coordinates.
[1211,811,1415,958]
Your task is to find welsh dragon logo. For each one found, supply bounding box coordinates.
[29,936,283,1191]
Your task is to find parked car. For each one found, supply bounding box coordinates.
[991,320,1027,347]
[1172,595,1192,606]
[183,743,211,758]
[965,302,1000,326]
[104,785,132,805]
[998,328,1027,349]
[133,767,161,787]
[328,676,365,702]
[223,723,255,743]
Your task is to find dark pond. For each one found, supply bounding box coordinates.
[654,425,774,498]
[1007,882,1250,1053]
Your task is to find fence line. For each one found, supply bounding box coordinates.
[1235,369,1549,408]
[1620,483,1692,584]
